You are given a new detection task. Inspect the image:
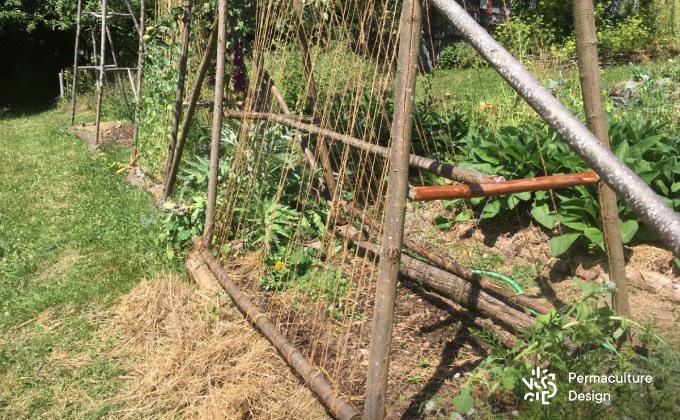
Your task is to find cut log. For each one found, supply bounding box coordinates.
[341,233,534,333]
[347,205,551,314]
[186,251,221,291]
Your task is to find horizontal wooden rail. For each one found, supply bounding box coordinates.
[78,66,138,72]
[223,110,499,184]
[224,110,316,124]
[409,171,599,201]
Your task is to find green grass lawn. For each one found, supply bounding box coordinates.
[0,109,181,417]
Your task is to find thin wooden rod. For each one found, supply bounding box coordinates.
[222,111,498,184]
[164,14,219,197]
[224,110,315,123]
[410,171,599,201]
[94,0,107,145]
[104,21,133,120]
[204,0,227,242]
[365,0,422,418]
[70,0,83,126]
[78,65,138,71]
[293,0,337,201]
[133,0,145,155]
[121,0,140,34]
[164,2,192,185]
[193,237,361,420]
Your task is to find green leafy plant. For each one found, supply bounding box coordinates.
[459,281,680,418]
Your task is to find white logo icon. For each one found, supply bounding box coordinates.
[522,367,557,404]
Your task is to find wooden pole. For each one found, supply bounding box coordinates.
[164,2,192,185]
[133,0,145,158]
[204,0,227,242]
[59,71,65,98]
[95,0,107,145]
[164,15,219,197]
[293,0,337,201]
[104,23,133,121]
[572,0,630,329]
[220,110,498,184]
[409,172,599,201]
[364,0,422,418]
[69,0,83,126]
[192,237,361,420]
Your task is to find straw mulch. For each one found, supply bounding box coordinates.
[112,275,329,419]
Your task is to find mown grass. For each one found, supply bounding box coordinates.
[0,109,181,417]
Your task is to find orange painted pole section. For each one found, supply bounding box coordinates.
[409,172,599,201]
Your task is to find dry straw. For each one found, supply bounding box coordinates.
[112,275,329,419]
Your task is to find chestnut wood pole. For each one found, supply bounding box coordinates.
[164,15,219,197]
[103,23,133,121]
[364,0,422,418]
[573,0,630,323]
[69,0,83,126]
[192,237,361,419]
[204,0,227,242]
[164,1,192,184]
[132,0,145,156]
[293,0,337,201]
[94,0,107,145]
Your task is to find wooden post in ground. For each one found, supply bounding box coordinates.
[364,0,422,418]
[164,16,219,197]
[132,0,145,157]
[164,2,192,185]
[572,0,630,329]
[204,0,227,242]
[70,0,83,126]
[95,0,107,145]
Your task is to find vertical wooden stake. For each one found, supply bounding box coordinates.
[70,0,82,126]
[165,16,219,198]
[572,0,630,328]
[364,0,422,418]
[133,0,145,156]
[164,2,192,184]
[59,71,65,98]
[204,0,228,242]
[95,0,107,145]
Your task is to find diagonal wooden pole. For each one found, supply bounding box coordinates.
[364,0,422,418]
[70,0,83,126]
[204,0,227,243]
[164,15,219,197]
[95,0,107,145]
[572,0,630,332]
[293,0,337,202]
[164,1,192,184]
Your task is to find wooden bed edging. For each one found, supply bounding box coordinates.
[192,237,362,420]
